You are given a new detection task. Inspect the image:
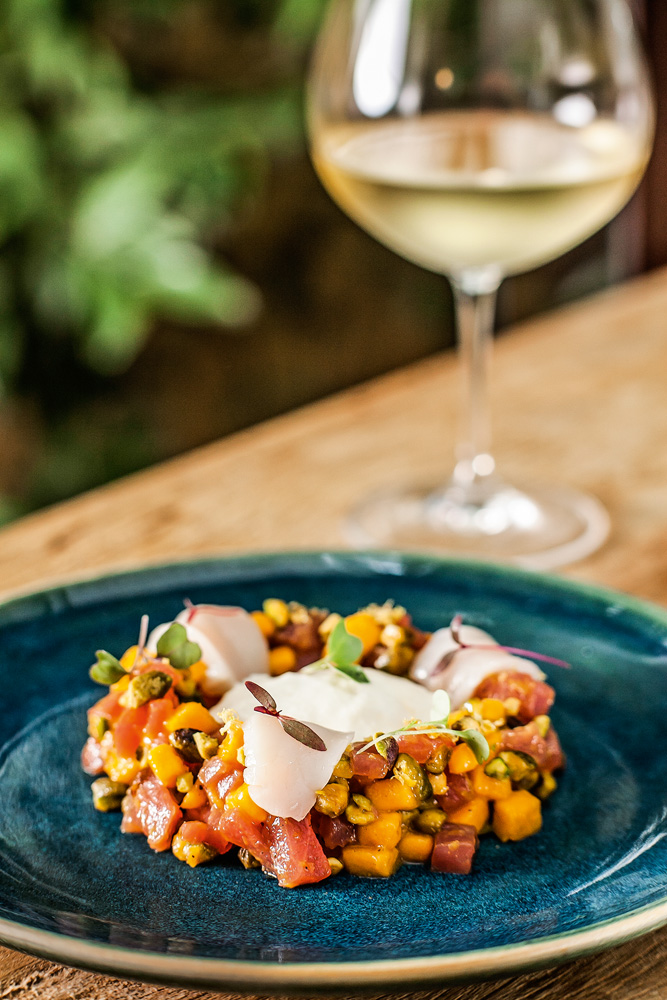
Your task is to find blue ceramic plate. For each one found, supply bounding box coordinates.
[1,552,666,992]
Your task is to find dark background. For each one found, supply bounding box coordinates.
[0,0,661,525]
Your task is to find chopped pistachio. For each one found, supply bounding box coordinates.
[193,731,219,760]
[315,781,349,817]
[88,716,109,741]
[485,757,510,780]
[333,752,353,780]
[238,848,261,869]
[425,743,449,774]
[318,612,342,639]
[124,670,173,708]
[345,794,377,825]
[451,714,482,733]
[91,777,128,812]
[169,728,203,764]
[288,601,311,625]
[182,842,217,867]
[416,808,447,835]
[393,753,430,801]
[534,715,551,738]
[504,697,522,717]
[327,857,344,875]
[499,750,539,790]
[262,598,290,628]
[537,772,558,800]
[176,772,194,794]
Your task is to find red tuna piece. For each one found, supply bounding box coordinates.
[266,814,331,888]
[431,823,479,874]
[124,775,182,851]
[501,721,565,772]
[474,670,555,724]
[81,736,106,776]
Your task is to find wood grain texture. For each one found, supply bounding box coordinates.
[2,267,667,998]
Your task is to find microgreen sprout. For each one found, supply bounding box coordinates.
[309,619,369,683]
[157,622,202,670]
[245,681,327,752]
[359,686,490,765]
[89,649,125,686]
[434,615,571,674]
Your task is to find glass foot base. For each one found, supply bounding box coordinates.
[344,479,610,570]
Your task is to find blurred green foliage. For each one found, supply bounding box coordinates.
[0,0,327,385]
[0,0,326,520]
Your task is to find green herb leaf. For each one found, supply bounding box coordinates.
[89,649,125,685]
[334,661,369,684]
[455,728,490,764]
[168,639,202,671]
[328,619,364,668]
[430,689,451,723]
[156,622,188,657]
[156,622,201,670]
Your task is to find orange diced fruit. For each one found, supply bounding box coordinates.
[480,698,506,721]
[147,744,190,787]
[181,783,207,810]
[357,812,402,849]
[448,743,479,774]
[188,660,208,684]
[268,646,297,676]
[166,702,219,735]
[225,783,268,824]
[472,764,512,800]
[343,613,382,658]
[398,832,434,864]
[341,844,401,878]
[366,778,420,812]
[251,610,275,638]
[218,720,245,762]
[493,790,542,842]
[447,796,489,833]
[120,646,139,670]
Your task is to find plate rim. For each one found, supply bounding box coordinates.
[1,548,667,989]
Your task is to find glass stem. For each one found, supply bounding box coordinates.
[450,267,502,502]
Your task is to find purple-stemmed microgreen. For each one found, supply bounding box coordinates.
[308,619,369,683]
[245,681,327,752]
[358,688,490,764]
[434,615,571,674]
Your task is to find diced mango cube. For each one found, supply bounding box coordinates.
[493,790,542,842]
[447,796,489,833]
[366,778,420,812]
[472,764,512,800]
[357,812,402,849]
[448,743,478,774]
[148,744,189,787]
[341,844,401,878]
[398,831,434,864]
[344,613,382,657]
[180,783,207,810]
[225,783,268,824]
[166,702,219,734]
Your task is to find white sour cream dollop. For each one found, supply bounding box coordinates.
[217,665,434,741]
[217,666,435,821]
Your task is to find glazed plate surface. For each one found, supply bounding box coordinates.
[0,552,666,991]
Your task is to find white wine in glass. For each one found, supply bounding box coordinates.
[308,0,654,568]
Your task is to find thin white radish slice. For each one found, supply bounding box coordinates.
[410,626,545,706]
[147,605,269,698]
[243,712,353,821]
[176,606,269,683]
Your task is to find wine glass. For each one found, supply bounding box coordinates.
[307,0,654,569]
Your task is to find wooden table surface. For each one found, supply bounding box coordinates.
[2,267,667,998]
